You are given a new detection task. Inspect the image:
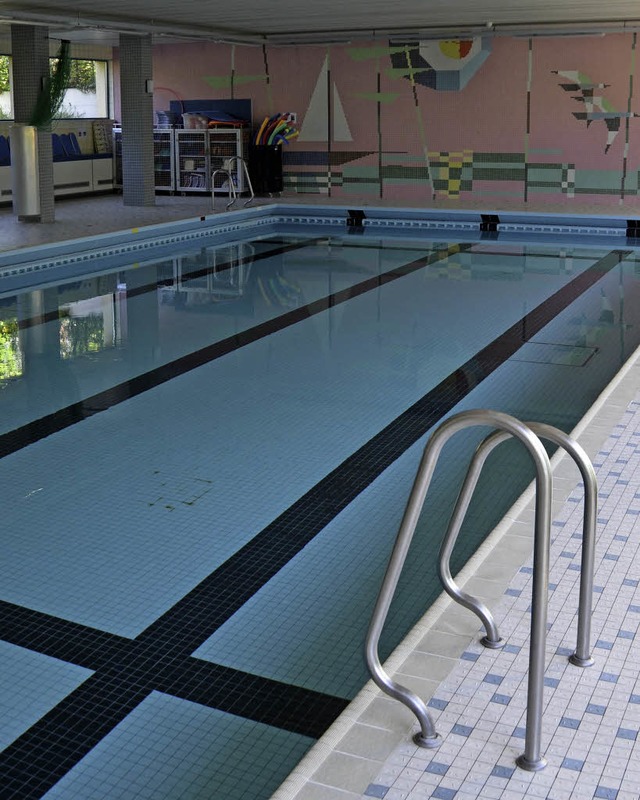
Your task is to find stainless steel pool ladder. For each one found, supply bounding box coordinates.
[211,156,255,212]
[364,409,597,772]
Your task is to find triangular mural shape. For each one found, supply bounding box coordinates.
[333,84,353,142]
[299,55,353,142]
[299,56,329,141]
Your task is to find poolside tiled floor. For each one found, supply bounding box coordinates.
[357,400,640,800]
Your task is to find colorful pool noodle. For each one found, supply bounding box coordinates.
[254,116,270,145]
[254,113,298,145]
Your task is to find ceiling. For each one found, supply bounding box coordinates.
[2,0,640,46]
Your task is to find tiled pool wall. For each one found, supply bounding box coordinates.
[2,204,639,281]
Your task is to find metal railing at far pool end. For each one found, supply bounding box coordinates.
[211,156,255,212]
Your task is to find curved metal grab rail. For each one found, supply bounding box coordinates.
[226,156,255,207]
[211,168,237,211]
[364,409,552,764]
[438,422,597,670]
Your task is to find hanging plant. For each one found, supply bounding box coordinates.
[29,39,72,129]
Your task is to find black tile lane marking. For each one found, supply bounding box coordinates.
[0,248,629,798]
[0,600,347,740]
[0,241,465,459]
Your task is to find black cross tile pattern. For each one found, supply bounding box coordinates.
[0,601,347,739]
[0,246,629,799]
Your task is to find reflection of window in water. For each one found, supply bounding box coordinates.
[165,243,257,307]
[59,295,117,358]
[0,318,23,380]
[59,313,104,358]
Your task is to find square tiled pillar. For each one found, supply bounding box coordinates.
[119,34,155,207]
[10,24,55,223]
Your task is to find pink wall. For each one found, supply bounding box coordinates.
[114,34,640,212]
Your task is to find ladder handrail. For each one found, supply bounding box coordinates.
[438,421,597,669]
[364,409,553,762]
[211,168,237,211]
[226,156,255,207]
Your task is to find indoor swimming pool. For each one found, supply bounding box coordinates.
[1,207,640,799]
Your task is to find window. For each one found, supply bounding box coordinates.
[0,55,11,119]
[0,56,110,120]
[54,59,109,119]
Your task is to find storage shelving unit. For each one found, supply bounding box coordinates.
[175,130,208,192]
[176,128,249,194]
[153,130,175,191]
[113,128,177,192]
[113,127,249,195]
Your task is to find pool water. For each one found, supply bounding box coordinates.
[1,224,639,799]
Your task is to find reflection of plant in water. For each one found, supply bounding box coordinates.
[59,314,104,358]
[0,318,22,379]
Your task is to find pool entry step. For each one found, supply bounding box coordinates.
[365,409,597,771]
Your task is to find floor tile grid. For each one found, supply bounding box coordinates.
[359,401,640,800]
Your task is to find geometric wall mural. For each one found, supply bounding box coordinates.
[299,55,353,142]
[145,31,640,211]
[389,38,492,91]
[553,69,639,153]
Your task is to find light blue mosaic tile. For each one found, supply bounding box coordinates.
[461,652,480,662]
[451,723,473,737]
[594,787,619,799]
[365,785,389,798]
[43,692,314,800]
[432,787,457,800]
[490,765,515,779]
[425,762,450,775]
[562,757,584,771]
[0,641,92,751]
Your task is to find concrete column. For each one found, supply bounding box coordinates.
[119,34,155,206]
[10,24,55,222]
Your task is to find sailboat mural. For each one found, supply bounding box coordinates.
[299,55,353,142]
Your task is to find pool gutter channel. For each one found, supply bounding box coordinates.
[270,341,640,800]
[2,204,640,282]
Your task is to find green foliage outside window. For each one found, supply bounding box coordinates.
[0,319,22,380]
[0,55,97,95]
[0,55,10,94]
